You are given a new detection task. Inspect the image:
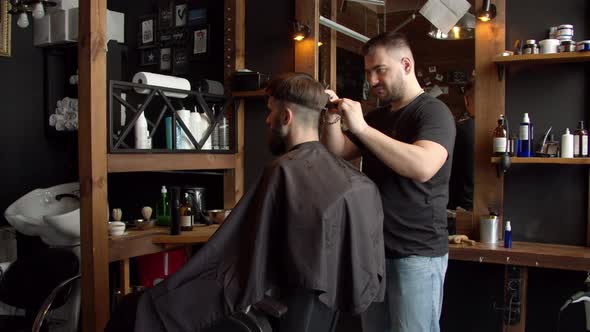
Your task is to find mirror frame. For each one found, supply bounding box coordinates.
[0,0,10,57]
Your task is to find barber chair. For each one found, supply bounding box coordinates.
[0,248,80,332]
[108,288,340,332]
[205,288,340,332]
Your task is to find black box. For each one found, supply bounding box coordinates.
[231,71,269,91]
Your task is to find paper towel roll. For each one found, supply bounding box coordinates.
[199,79,224,96]
[132,72,191,99]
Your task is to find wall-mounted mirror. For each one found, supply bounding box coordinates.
[318,0,475,212]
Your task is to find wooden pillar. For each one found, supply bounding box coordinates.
[78,0,109,330]
[329,0,337,90]
[295,0,319,78]
[473,0,506,239]
[224,0,245,206]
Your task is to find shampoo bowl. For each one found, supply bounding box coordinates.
[4,183,81,246]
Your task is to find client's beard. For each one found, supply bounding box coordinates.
[268,127,286,156]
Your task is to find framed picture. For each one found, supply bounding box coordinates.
[159,33,172,46]
[172,47,189,75]
[192,25,209,59]
[140,48,159,66]
[160,47,172,72]
[175,3,187,27]
[172,30,188,46]
[138,16,156,47]
[158,0,174,30]
[0,0,11,57]
[188,8,207,26]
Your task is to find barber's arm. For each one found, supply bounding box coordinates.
[321,90,361,160]
[339,97,451,183]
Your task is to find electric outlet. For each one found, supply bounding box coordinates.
[504,266,523,325]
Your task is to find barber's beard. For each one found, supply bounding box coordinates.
[374,76,405,104]
[268,127,287,156]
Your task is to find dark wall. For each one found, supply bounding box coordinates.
[0,20,79,227]
[504,0,589,246]
[243,0,294,190]
[441,1,589,331]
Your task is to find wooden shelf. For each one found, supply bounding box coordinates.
[449,241,590,271]
[108,225,219,262]
[491,157,590,165]
[493,52,590,65]
[232,89,266,98]
[152,225,219,244]
[107,153,237,173]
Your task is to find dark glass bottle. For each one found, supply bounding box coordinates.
[493,114,507,156]
[574,121,589,157]
[180,193,194,231]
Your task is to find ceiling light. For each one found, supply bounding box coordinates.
[477,0,496,22]
[293,21,311,42]
[8,1,57,28]
[428,13,475,40]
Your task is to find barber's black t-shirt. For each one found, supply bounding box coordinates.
[348,93,456,258]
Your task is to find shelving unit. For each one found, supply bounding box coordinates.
[77,1,245,331]
[472,1,590,331]
[450,241,590,271]
[491,157,590,165]
[107,153,237,173]
[493,52,590,65]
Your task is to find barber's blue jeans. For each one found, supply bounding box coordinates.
[361,254,448,332]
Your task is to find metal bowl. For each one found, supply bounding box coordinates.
[131,218,155,230]
[206,209,231,224]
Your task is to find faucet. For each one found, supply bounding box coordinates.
[55,193,80,201]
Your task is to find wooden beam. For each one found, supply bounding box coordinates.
[119,259,130,295]
[223,0,245,206]
[329,0,337,90]
[78,0,109,330]
[473,0,505,240]
[295,0,319,78]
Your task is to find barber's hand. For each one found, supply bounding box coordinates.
[339,98,368,136]
[325,89,339,102]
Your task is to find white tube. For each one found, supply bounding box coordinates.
[319,15,370,43]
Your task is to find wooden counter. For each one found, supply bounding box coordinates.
[108,225,219,262]
[449,241,590,271]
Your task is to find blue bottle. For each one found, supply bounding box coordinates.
[504,221,512,248]
[518,113,532,157]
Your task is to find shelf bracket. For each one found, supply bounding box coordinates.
[497,64,505,81]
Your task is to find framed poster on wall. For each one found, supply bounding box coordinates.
[0,0,11,57]
[191,25,209,60]
[138,16,156,48]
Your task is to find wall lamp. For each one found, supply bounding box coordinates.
[8,0,57,28]
[293,21,311,41]
[477,0,496,22]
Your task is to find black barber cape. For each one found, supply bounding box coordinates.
[135,141,385,332]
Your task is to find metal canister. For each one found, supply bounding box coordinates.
[480,214,500,244]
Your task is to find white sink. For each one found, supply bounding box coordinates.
[4,183,81,246]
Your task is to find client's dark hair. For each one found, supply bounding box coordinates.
[266,72,328,112]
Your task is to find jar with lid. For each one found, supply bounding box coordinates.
[523,39,539,54]
[558,40,576,52]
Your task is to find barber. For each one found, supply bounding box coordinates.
[321,31,456,332]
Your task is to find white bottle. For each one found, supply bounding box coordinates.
[200,112,212,150]
[176,108,191,149]
[561,128,574,158]
[189,110,201,150]
[134,111,150,149]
